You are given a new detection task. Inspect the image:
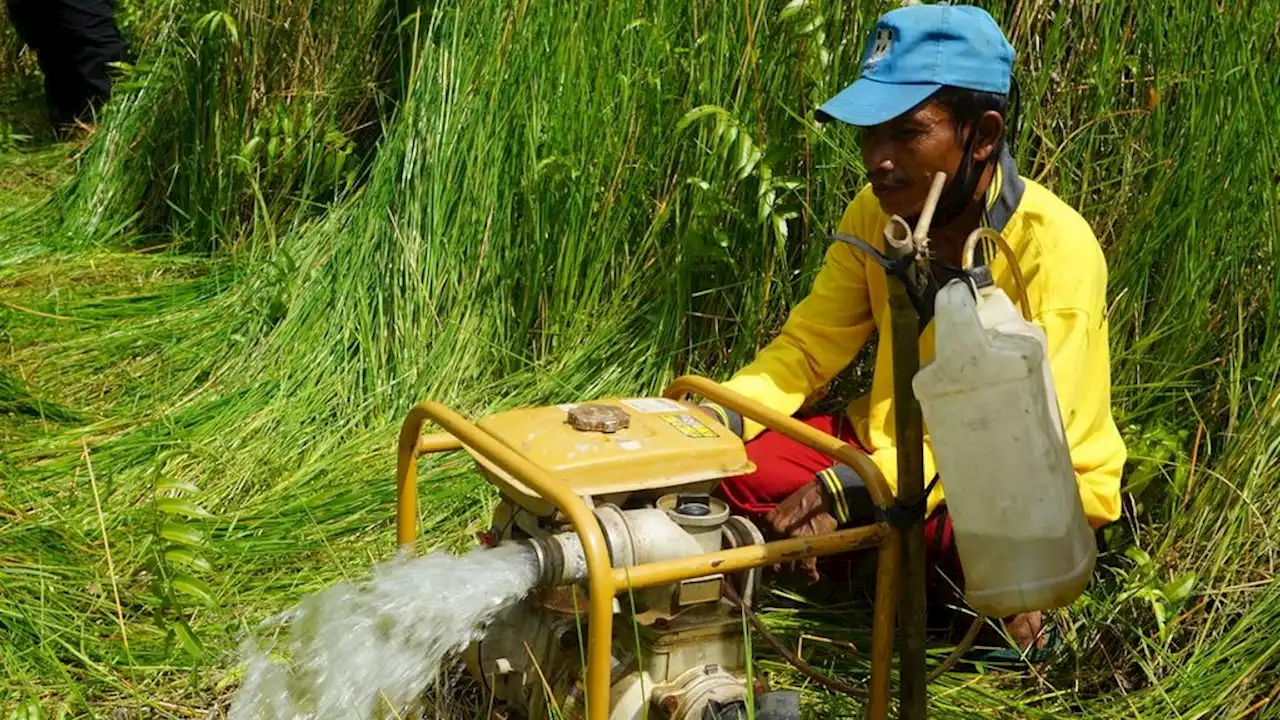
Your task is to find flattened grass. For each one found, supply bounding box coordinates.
[1,0,1279,716]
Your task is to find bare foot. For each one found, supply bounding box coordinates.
[1003,610,1047,652]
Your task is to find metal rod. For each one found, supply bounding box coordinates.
[889,287,928,720]
[394,403,616,720]
[418,432,464,454]
[666,368,904,720]
[866,533,901,720]
[884,176,941,720]
[396,411,427,551]
[666,371,906,720]
[890,288,931,712]
[612,524,887,591]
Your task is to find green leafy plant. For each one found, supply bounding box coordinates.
[674,105,804,269]
[236,100,360,207]
[1116,546,1198,644]
[146,452,218,661]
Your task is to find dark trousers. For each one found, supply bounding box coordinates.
[6,0,127,128]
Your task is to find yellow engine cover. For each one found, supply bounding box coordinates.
[467,398,755,516]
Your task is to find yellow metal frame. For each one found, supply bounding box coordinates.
[396,375,901,720]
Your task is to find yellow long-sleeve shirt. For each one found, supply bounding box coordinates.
[722,154,1126,528]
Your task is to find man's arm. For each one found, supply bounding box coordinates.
[1035,305,1125,527]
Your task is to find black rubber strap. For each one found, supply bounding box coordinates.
[830,232,916,279]
[876,473,942,527]
[831,232,991,328]
[830,233,932,323]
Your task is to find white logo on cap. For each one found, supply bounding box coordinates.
[867,28,893,67]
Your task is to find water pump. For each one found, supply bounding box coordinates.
[463,401,768,720]
[397,379,905,720]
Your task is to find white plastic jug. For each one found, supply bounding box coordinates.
[912,279,1096,618]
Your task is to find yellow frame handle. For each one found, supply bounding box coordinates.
[395,376,899,720]
[662,376,896,509]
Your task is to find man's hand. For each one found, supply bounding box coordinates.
[763,480,839,582]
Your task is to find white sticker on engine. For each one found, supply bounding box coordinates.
[620,398,684,413]
[618,440,642,451]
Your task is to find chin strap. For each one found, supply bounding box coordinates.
[910,130,997,233]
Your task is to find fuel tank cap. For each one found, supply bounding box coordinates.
[566,403,631,433]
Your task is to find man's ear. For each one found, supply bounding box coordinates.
[971,110,1005,163]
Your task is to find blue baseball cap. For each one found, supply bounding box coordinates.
[817,4,1014,127]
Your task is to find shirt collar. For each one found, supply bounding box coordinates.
[970,146,1024,267]
[982,145,1024,233]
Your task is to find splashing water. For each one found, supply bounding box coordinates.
[228,543,541,720]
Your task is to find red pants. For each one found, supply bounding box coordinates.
[715,414,964,593]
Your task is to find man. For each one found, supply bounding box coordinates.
[700,4,1126,655]
[6,0,127,132]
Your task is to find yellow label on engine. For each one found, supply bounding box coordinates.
[660,413,718,439]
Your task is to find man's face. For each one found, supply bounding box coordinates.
[858,100,966,219]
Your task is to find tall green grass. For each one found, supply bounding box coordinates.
[2,0,1279,716]
[51,0,394,249]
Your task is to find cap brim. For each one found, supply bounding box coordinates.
[815,78,941,127]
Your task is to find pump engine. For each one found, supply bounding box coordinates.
[458,399,773,720]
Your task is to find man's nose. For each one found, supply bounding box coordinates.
[863,139,896,174]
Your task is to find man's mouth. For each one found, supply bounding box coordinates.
[871,181,908,196]
[869,173,909,195]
